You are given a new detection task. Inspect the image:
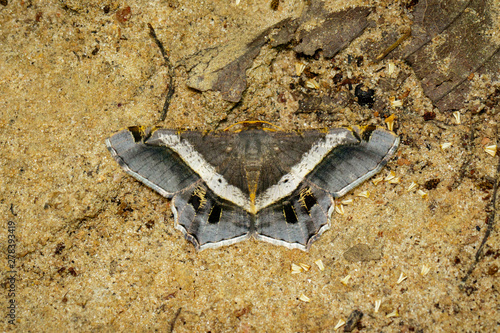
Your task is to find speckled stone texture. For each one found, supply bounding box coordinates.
[0,0,498,332]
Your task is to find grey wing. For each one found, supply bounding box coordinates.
[173,183,252,250]
[255,183,333,251]
[257,130,326,195]
[254,126,399,251]
[307,126,399,197]
[179,131,249,195]
[106,127,200,197]
[106,127,253,250]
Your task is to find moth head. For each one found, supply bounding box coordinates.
[224,121,283,133]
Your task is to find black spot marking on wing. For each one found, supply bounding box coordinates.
[129,126,145,143]
[300,189,317,215]
[188,193,202,211]
[283,202,298,224]
[208,203,223,224]
[361,124,377,141]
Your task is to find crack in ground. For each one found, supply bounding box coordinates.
[460,126,499,288]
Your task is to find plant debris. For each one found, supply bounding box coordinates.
[185,19,291,103]
[343,244,382,262]
[185,1,373,103]
[344,309,363,332]
[294,6,372,58]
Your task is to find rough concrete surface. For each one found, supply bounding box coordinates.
[0,0,499,332]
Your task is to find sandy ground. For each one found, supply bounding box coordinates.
[1,0,499,331]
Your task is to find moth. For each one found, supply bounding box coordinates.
[106,121,399,250]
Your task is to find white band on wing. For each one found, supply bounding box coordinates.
[255,131,349,211]
[158,132,252,212]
